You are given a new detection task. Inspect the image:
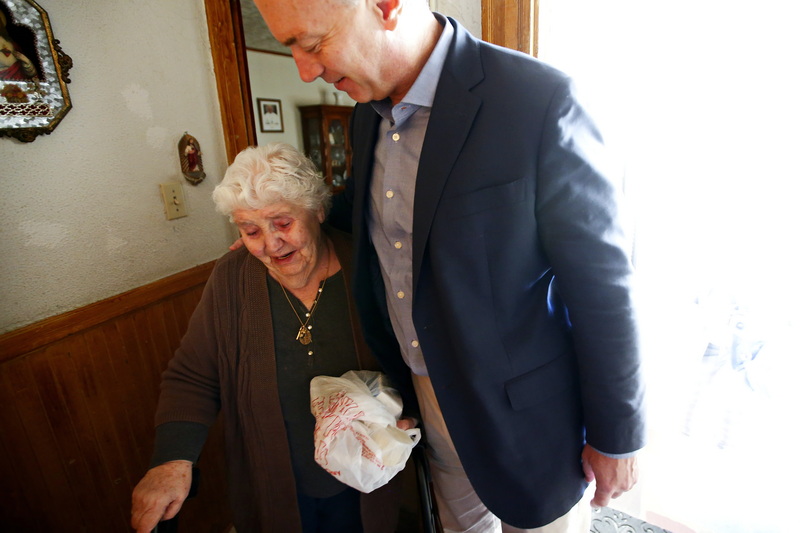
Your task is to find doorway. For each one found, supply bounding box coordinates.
[538,1,800,531]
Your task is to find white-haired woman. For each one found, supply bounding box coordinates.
[131,143,408,533]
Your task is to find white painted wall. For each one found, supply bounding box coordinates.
[431,0,482,36]
[247,50,357,151]
[0,0,481,335]
[0,0,232,334]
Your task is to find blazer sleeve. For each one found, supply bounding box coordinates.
[535,77,646,454]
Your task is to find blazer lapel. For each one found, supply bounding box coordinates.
[412,19,484,291]
[351,105,382,247]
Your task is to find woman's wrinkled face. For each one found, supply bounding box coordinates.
[233,201,326,290]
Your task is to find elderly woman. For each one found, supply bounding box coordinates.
[131,143,407,533]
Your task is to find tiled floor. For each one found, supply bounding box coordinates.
[592,507,670,533]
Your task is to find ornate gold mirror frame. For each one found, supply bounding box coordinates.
[0,0,72,143]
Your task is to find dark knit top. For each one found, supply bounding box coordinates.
[152,227,383,532]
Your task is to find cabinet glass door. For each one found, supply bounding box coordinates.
[328,119,347,187]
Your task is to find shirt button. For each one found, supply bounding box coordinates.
[386,190,394,199]
[397,291,405,299]
[394,241,402,249]
[411,340,420,348]
[392,132,400,141]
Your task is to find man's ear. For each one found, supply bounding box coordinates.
[375,0,402,30]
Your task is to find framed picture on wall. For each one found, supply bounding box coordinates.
[257,98,284,133]
[0,0,73,143]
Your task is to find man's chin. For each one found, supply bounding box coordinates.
[333,81,371,103]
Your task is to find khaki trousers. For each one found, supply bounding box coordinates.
[412,374,591,533]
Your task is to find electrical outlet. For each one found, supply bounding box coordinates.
[160,183,188,220]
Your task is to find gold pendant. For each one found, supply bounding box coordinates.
[297,326,312,345]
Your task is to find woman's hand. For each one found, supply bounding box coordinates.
[131,460,193,533]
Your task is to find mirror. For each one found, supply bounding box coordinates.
[203,0,482,162]
[238,0,358,189]
[0,0,72,143]
[240,0,290,57]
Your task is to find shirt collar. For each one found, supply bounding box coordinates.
[372,13,453,118]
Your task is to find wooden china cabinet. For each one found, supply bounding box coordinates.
[299,105,354,193]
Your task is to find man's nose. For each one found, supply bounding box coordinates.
[292,49,324,83]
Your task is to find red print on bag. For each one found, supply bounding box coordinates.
[312,391,365,468]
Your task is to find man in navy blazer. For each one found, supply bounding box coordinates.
[258,0,646,530]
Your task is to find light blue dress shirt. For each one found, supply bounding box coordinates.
[367,14,453,377]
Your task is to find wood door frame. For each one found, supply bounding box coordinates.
[203,0,537,162]
[482,0,538,56]
[204,0,256,163]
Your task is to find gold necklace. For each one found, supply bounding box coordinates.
[279,242,330,346]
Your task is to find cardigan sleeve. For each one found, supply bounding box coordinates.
[149,421,209,467]
[154,250,245,428]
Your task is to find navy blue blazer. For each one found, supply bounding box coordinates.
[336,18,646,528]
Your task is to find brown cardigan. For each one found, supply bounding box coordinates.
[155,227,394,532]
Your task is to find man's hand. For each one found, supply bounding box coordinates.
[229,238,244,251]
[131,460,193,533]
[396,416,418,431]
[581,445,638,508]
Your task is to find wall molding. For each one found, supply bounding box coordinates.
[0,261,215,364]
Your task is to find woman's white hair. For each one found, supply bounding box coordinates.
[212,142,331,220]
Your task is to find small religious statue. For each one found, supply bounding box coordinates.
[178,132,206,185]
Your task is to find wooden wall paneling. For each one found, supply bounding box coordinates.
[0,420,24,524]
[0,261,224,531]
[160,290,185,350]
[72,331,137,527]
[44,336,124,531]
[0,357,50,530]
[0,420,35,528]
[81,326,140,516]
[0,354,82,531]
[129,308,157,390]
[129,309,167,420]
[144,294,178,373]
[98,319,151,471]
[107,318,157,471]
[174,285,206,332]
[30,341,111,529]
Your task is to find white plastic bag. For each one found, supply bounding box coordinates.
[310,370,420,493]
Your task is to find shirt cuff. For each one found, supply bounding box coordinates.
[150,421,209,468]
[589,444,641,459]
